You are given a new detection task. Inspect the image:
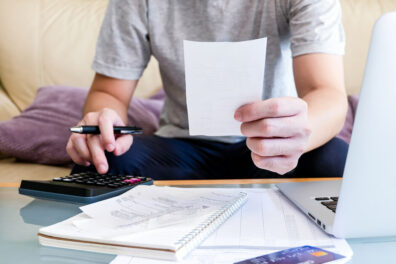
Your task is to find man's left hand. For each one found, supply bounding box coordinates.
[235,97,311,175]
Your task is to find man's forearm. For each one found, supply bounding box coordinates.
[293,54,347,152]
[82,74,138,125]
[83,90,130,124]
[303,88,348,152]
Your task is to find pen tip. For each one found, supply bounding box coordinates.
[70,126,82,133]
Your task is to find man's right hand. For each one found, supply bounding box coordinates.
[66,108,133,174]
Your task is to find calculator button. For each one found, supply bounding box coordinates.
[53,178,62,181]
[62,178,74,182]
[123,179,141,184]
[75,179,85,184]
[136,176,146,180]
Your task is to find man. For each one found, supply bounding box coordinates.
[67,0,348,180]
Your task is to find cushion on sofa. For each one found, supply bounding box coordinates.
[0,86,164,165]
[0,0,163,111]
[0,85,20,121]
[336,95,359,144]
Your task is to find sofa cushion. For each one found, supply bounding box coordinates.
[0,84,20,121]
[0,86,164,165]
[0,0,162,111]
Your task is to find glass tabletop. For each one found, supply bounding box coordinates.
[1,186,396,264]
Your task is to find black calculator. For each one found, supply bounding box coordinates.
[19,172,153,204]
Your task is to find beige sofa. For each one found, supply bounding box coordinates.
[0,0,395,185]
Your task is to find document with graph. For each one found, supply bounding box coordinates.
[111,188,352,264]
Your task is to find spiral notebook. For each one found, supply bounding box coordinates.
[38,186,248,260]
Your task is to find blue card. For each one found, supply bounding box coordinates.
[234,245,346,264]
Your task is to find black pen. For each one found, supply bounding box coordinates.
[70,126,143,135]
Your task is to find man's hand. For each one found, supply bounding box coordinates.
[66,108,133,174]
[235,97,311,175]
[66,74,137,174]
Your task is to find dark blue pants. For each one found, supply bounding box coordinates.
[71,136,348,180]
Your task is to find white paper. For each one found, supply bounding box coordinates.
[79,186,245,236]
[184,38,267,136]
[110,189,353,264]
[111,248,351,264]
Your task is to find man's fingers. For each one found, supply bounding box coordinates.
[246,137,305,157]
[98,109,119,152]
[70,134,91,161]
[241,116,302,138]
[114,135,133,156]
[87,135,108,174]
[235,97,307,122]
[66,140,90,166]
[251,152,298,175]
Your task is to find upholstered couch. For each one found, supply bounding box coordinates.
[0,0,395,184]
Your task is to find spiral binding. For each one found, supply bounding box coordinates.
[174,192,248,258]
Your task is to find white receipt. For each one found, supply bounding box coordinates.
[184,38,267,136]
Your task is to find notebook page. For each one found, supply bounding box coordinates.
[184,38,267,136]
[39,187,247,251]
[78,186,245,236]
[39,212,205,251]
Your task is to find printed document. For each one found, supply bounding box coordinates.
[111,188,353,264]
[184,38,267,136]
[77,186,244,236]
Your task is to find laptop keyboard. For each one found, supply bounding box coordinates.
[315,197,338,213]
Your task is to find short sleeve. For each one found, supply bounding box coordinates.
[92,0,151,80]
[288,0,345,57]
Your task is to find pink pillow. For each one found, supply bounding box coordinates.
[0,86,164,165]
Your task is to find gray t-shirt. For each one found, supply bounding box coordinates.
[92,0,345,143]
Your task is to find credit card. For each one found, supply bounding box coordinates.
[234,245,346,264]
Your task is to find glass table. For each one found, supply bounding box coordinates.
[1,186,396,264]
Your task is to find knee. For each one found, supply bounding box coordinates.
[69,149,140,176]
[105,149,141,175]
[296,137,349,178]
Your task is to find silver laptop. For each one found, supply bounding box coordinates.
[277,12,396,238]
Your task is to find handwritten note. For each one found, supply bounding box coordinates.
[184,38,267,136]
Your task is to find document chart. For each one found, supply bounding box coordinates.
[111,189,352,264]
[202,189,332,249]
